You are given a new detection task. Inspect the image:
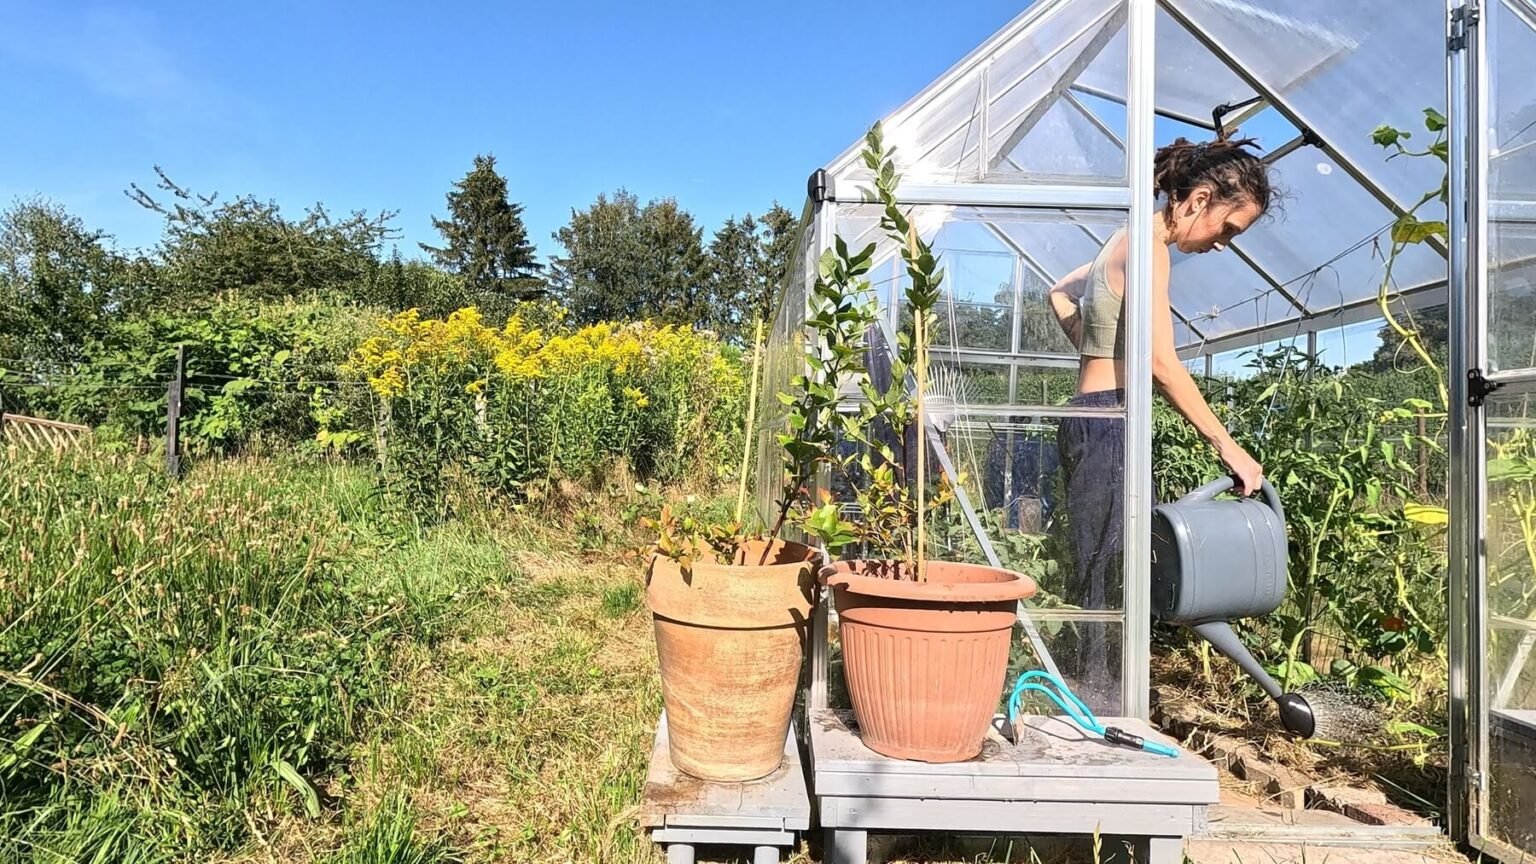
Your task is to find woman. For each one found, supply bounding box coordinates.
[1046,135,1272,710]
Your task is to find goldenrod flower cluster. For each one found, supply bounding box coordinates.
[347,305,744,491]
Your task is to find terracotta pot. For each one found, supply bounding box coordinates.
[646,538,819,782]
[824,559,1037,763]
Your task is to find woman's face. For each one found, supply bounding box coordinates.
[1168,186,1264,254]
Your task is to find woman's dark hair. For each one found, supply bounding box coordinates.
[1153,134,1273,223]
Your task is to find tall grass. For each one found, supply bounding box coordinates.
[0,445,483,861]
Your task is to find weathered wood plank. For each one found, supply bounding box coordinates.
[640,712,811,830]
[820,795,1200,835]
[812,770,1219,804]
[810,709,1217,784]
[650,828,795,845]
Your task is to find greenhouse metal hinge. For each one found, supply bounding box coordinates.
[1449,3,1480,52]
[1468,368,1502,407]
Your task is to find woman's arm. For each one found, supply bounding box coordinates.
[1149,248,1264,495]
[1048,262,1092,349]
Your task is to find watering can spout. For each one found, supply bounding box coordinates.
[1189,621,1283,700]
[1189,621,1318,739]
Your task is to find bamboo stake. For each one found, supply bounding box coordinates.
[736,319,765,526]
[915,306,927,581]
[904,222,930,582]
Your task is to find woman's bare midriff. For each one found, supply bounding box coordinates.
[1077,356,1125,397]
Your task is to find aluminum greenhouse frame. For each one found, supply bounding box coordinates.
[755,0,1536,858]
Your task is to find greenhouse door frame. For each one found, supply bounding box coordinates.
[1450,0,1534,860]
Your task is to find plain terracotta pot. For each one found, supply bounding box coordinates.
[824,559,1037,763]
[646,539,819,782]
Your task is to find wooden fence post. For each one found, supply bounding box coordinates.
[166,344,185,478]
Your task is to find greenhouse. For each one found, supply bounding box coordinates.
[756,0,1536,859]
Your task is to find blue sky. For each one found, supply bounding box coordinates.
[0,1,1393,372]
[0,0,1036,260]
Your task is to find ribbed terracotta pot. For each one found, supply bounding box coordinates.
[646,539,819,782]
[824,559,1037,763]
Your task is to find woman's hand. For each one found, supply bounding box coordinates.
[1217,440,1264,497]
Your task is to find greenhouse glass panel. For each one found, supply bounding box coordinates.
[829,0,1134,187]
[1486,0,1536,375]
[992,215,1122,288]
[934,417,1127,713]
[992,96,1127,182]
[1488,223,1536,373]
[1017,267,1080,357]
[1491,0,1536,205]
[1482,393,1536,859]
[754,209,816,530]
[1008,618,1126,716]
[1233,150,1446,311]
[1166,246,1278,342]
[983,1,1128,184]
[1075,5,1256,125]
[1163,0,1447,210]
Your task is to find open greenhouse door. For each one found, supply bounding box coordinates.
[1451,0,1536,859]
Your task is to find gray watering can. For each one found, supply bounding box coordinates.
[1151,476,1318,738]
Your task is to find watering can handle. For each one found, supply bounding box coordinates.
[1181,476,1284,523]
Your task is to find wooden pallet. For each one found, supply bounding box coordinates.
[811,708,1219,864]
[640,712,811,864]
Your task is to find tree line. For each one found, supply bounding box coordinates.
[1,154,798,383]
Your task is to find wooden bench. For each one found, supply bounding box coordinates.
[640,712,811,863]
[810,708,1219,864]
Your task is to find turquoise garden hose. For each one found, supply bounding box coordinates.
[1005,670,1179,759]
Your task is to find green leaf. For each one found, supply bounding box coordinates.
[273,759,321,819]
[0,717,52,774]
[818,249,839,281]
[272,349,291,366]
[1424,107,1447,133]
[1372,125,1410,148]
[1359,665,1411,699]
[1391,217,1448,246]
[1387,720,1442,739]
[1403,502,1448,525]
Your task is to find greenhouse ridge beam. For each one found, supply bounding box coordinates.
[1159,0,1451,259]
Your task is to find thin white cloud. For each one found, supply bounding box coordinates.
[0,5,227,127]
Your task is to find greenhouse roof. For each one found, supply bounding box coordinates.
[818,0,1536,356]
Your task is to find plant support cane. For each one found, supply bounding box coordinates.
[736,319,764,525]
[910,227,927,581]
